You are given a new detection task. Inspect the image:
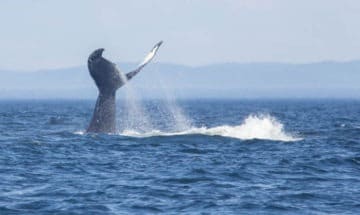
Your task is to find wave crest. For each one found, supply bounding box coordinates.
[121,114,301,142]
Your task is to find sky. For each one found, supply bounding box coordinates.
[0,0,360,70]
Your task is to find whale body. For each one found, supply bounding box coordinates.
[86,41,162,133]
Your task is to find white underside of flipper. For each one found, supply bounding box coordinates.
[139,41,163,67]
[125,41,163,81]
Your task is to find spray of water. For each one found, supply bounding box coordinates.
[120,85,153,132]
[92,64,300,142]
[155,85,191,131]
[117,68,153,133]
[116,59,192,134]
[151,67,192,131]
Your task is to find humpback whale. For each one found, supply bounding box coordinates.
[86,41,163,133]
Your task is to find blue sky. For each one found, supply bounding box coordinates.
[0,0,359,70]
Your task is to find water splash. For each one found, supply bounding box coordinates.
[120,114,301,142]
[117,68,153,132]
[166,100,192,131]
[119,84,153,132]
[117,62,191,133]
[151,67,192,131]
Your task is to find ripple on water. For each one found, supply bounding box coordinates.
[1,100,360,214]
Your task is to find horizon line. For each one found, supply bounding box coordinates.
[1,59,360,73]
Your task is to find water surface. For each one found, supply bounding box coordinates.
[0,99,359,214]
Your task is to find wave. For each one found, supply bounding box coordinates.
[120,114,301,142]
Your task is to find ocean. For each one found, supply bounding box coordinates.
[0,99,359,214]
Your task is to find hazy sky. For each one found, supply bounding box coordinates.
[1,0,359,70]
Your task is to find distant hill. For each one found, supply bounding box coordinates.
[1,61,360,99]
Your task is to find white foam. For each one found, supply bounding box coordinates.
[74,130,85,135]
[120,114,301,142]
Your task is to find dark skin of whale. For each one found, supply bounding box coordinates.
[86,41,163,133]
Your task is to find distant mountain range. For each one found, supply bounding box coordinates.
[1,61,360,99]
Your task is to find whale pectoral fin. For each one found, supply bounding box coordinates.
[125,66,142,81]
[126,41,163,81]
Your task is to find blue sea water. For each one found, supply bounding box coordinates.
[0,99,360,214]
